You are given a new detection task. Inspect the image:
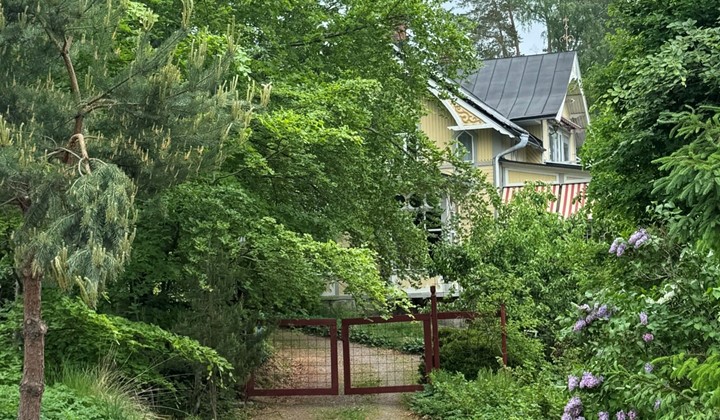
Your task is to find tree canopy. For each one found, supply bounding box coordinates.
[583,0,720,228]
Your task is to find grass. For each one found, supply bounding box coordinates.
[351,367,382,388]
[49,362,159,420]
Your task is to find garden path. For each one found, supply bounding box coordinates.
[248,336,420,420]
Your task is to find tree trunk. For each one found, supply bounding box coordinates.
[17,264,45,420]
[507,9,521,56]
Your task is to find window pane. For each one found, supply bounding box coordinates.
[458,132,473,162]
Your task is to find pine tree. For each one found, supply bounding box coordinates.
[461,0,524,58]
[0,1,252,417]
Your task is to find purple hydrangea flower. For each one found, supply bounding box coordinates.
[616,243,627,257]
[609,238,622,254]
[644,363,654,373]
[564,396,583,418]
[573,319,587,332]
[639,312,648,326]
[627,410,637,420]
[577,417,586,420]
[599,412,610,420]
[579,371,604,389]
[654,399,661,411]
[643,333,654,343]
[568,375,580,391]
[562,414,573,420]
[616,410,626,420]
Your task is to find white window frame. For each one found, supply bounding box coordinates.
[456,131,475,163]
[549,128,570,163]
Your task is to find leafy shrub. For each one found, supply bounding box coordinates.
[411,369,550,419]
[438,321,543,379]
[0,293,232,415]
[0,384,106,420]
[560,229,720,419]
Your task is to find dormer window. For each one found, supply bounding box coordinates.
[457,131,474,163]
[550,129,570,163]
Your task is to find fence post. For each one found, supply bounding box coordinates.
[430,286,440,370]
[500,303,508,366]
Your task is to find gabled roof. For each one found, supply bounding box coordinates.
[458,52,578,121]
[427,80,543,149]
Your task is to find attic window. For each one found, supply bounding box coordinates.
[457,131,474,163]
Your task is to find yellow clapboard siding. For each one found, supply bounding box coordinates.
[526,147,543,163]
[525,124,543,139]
[507,170,557,185]
[475,129,493,162]
[421,99,454,149]
[477,165,494,186]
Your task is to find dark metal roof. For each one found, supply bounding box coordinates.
[458,52,577,121]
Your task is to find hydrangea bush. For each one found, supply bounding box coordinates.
[561,229,720,419]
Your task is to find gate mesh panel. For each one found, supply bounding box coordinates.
[345,320,424,388]
[253,325,333,390]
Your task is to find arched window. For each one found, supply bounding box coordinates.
[457,131,474,163]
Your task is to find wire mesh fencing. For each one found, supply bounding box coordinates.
[342,314,431,394]
[246,319,338,396]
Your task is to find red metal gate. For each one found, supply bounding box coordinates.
[246,287,507,396]
[341,313,432,394]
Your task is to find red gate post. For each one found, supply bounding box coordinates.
[341,318,351,395]
[500,303,508,366]
[430,286,440,370]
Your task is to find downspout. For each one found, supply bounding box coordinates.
[493,133,529,190]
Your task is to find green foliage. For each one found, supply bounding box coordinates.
[0,209,20,304]
[583,2,720,224]
[103,179,399,415]
[411,369,561,419]
[0,384,106,420]
[437,324,532,379]
[0,0,254,294]
[560,229,720,418]
[48,363,159,420]
[349,323,425,355]
[653,106,720,251]
[0,293,232,414]
[435,185,604,356]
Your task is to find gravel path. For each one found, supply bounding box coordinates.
[248,331,421,420]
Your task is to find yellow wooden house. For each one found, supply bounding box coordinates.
[325,52,592,301]
[424,51,591,218]
[389,51,593,299]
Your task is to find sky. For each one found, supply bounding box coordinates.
[443,1,546,55]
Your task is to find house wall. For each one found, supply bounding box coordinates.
[507,170,558,184]
[474,129,494,163]
[477,164,494,186]
[526,147,543,164]
[525,124,543,139]
[503,162,590,187]
[420,99,454,149]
